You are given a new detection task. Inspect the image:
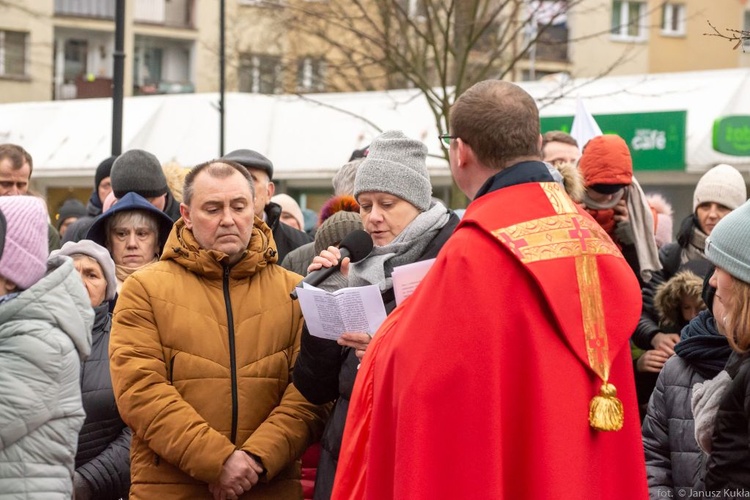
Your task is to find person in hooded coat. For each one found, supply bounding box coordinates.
[0,196,93,498]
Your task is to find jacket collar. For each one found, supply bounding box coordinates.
[162,217,278,280]
[474,161,555,200]
[264,201,282,231]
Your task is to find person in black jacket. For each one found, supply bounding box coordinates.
[696,199,750,494]
[633,164,746,356]
[293,131,460,499]
[221,149,312,262]
[642,271,731,497]
[63,156,116,243]
[52,240,130,500]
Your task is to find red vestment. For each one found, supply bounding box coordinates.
[332,182,648,500]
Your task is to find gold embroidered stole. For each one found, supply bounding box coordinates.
[492,183,625,431]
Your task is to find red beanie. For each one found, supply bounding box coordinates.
[578,135,633,188]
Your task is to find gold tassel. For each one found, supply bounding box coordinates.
[589,382,624,431]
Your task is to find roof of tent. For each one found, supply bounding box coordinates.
[1,67,749,179]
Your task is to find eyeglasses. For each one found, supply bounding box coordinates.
[439,134,457,147]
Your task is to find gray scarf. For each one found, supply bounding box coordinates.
[683,226,708,264]
[348,202,450,292]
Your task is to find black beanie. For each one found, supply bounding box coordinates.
[55,198,87,230]
[95,156,117,190]
[110,149,168,199]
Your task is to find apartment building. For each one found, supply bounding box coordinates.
[0,0,219,103]
[568,0,750,79]
[4,1,749,104]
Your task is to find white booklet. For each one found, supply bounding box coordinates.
[296,283,387,340]
[391,258,436,306]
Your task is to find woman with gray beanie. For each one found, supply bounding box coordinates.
[52,240,131,500]
[688,198,750,494]
[293,130,461,500]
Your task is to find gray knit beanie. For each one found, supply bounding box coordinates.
[693,164,747,212]
[110,149,168,199]
[52,240,117,302]
[705,199,750,284]
[353,130,432,211]
[314,211,364,255]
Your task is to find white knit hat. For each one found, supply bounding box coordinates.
[271,194,304,230]
[693,164,747,212]
[0,196,49,290]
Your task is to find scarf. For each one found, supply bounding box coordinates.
[682,226,708,265]
[623,178,661,282]
[582,179,661,282]
[115,257,158,292]
[675,309,732,379]
[348,202,451,292]
[582,189,625,235]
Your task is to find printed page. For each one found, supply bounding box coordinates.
[297,283,386,340]
[333,285,387,336]
[391,258,436,306]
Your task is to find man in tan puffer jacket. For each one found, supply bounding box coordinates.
[110,160,329,500]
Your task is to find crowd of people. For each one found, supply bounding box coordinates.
[1,79,750,500]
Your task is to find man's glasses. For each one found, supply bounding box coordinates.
[439,134,456,146]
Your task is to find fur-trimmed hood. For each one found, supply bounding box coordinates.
[551,161,585,202]
[646,192,674,248]
[654,270,706,330]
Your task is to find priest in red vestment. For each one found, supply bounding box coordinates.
[331,80,648,500]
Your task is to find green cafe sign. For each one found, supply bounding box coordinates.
[713,115,750,156]
[541,110,686,171]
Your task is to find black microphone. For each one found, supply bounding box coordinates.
[290,229,373,299]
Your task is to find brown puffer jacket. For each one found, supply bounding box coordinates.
[110,217,329,499]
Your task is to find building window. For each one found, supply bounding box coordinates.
[63,39,88,81]
[744,10,750,49]
[0,30,28,77]
[611,1,646,40]
[239,54,282,94]
[296,57,326,93]
[661,3,685,36]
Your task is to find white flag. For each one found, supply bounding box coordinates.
[570,97,602,150]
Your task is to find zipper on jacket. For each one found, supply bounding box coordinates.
[223,265,239,444]
[169,354,177,385]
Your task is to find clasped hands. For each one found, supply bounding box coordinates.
[208,450,264,500]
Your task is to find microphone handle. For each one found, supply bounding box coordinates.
[290,248,352,299]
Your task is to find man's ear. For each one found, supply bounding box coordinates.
[180,203,192,230]
[537,134,543,154]
[456,138,473,169]
[267,180,276,198]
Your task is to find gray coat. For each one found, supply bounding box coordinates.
[0,256,93,498]
[642,355,707,498]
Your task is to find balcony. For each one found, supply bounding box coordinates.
[56,75,113,100]
[134,81,195,96]
[55,0,115,20]
[134,0,194,29]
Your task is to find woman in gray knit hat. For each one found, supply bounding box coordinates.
[692,199,750,494]
[293,130,461,500]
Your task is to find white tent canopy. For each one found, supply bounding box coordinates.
[1,67,749,185]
